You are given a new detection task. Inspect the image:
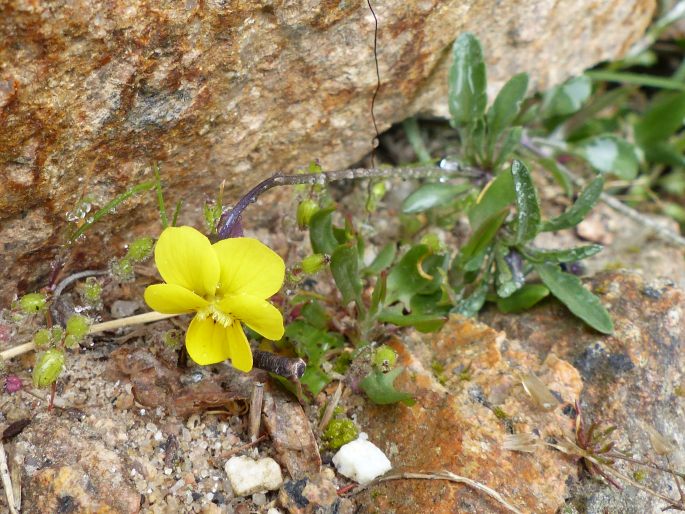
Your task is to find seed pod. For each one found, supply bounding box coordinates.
[33,349,66,388]
[300,254,329,275]
[296,199,320,229]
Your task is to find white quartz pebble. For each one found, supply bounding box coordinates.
[332,433,391,484]
[224,456,283,496]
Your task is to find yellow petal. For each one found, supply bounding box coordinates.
[219,294,284,341]
[213,238,285,298]
[225,322,253,372]
[185,315,231,365]
[154,226,220,297]
[144,284,208,314]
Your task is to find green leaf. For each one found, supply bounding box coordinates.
[486,73,529,151]
[576,135,639,180]
[511,160,541,244]
[285,321,344,364]
[584,70,685,91]
[377,309,446,333]
[301,301,329,330]
[330,243,362,306]
[534,263,613,334]
[536,155,574,197]
[448,33,487,125]
[460,210,508,267]
[634,91,685,147]
[643,141,685,168]
[386,245,443,304]
[300,367,332,397]
[452,280,489,317]
[402,183,472,213]
[541,176,604,232]
[541,76,592,118]
[493,126,523,169]
[309,208,338,254]
[468,171,515,232]
[521,244,603,263]
[365,243,397,275]
[496,283,550,313]
[368,273,387,319]
[495,245,524,298]
[360,367,415,406]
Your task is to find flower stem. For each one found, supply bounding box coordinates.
[216,164,485,239]
[0,311,179,362]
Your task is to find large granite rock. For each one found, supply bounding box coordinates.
[0,0,655,304]
[354,271,685,513]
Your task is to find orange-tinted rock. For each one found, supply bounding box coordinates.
[481,271,685,513]
[355,317,581,513]
[0,0,655,305]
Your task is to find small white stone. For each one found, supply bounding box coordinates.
[267,509,282,514]
[332,433,392,485]
[224,456,283,496]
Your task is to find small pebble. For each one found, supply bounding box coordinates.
[224,456,283,496]
[332,433,392,484]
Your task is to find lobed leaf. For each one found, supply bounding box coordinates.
[330,243,362,306]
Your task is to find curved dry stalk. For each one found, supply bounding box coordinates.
[0,311,178,361]
[347,470,524,514]
[0,443,18,514]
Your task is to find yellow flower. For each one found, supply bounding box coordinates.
[144,226,285,371]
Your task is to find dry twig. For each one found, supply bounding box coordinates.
[0,442,18,514]
[347,470,524,514]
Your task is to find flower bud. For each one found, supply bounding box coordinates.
[33,328,52,349]
[372,345,397,371]
[66,314,90,339]
[17,292,47,314]
[63,334,79,349]
[297,199,319,229]
[300,254,329,275]
[33,349,65,388]
[126,237,154,262]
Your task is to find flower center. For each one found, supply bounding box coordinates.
[196,301,234,328]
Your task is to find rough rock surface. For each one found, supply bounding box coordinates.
[12,412,141,514]
[481,271,685,513]
[353,271,685,513]
[0,0,655,305]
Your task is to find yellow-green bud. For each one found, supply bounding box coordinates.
[66,314,90,339]
[33,328,52,349]
[126,237,154,262]
[33,349,65,388]
[300,254,329,275]
[296,199,319,229]
[50,326,64,342]
[373,345,397,371]
[420,233,441,253]
[17,292,47,314]
[83,277,103,305]
[111,257,134,281]
[63,334,79,349]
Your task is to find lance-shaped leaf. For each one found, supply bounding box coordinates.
[534,262,613,334]
[448,33,487,125]
[377,309,446,333]
[402,183,472,213]
[468,171,515,232]
[309,208,338,254]
[364,243,396,275]
[521,244,603,263]
[541,176,604,232]
[486,73,529,152]
[511,160,541,244]
[496,283,550,313]
[330,243,362,306]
